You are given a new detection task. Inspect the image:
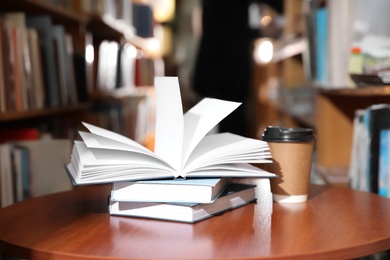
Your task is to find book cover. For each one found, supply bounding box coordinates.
[0,16,15,112]
[0,128,39,144]
[26,28,45,109]
[16,139,73,197]
[52,25,69,106]
[26,16,60,107]
[368,104,390,193]
[65,34,78,104]
[327,0,355,87]
[0,143,14,208]
[3,12,30,111]
[315,6,327,85]
[110,177,231,203]
[96,40,119,92]
[379,129,390,197]
[0,17,5,113]
[73,52,88,102]
[132,3,153,38]
[109,182,257,223]
[349,109,367,190]
[66,76,275,185]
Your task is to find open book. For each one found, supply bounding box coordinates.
[66,77,275,185]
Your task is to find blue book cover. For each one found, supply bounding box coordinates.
[362,108,372,192]
[379,129,390,197]
[315,7,328,85]
[365,104,390,193]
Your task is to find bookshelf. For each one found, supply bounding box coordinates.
[0,0,160,140]
[315,86,390,185]
[254,0,390,189]
[0,0,92,138]
[0,103,91,123]
[0,0,161,208]
[306,0,390,186]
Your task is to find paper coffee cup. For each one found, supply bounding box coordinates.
[262,126,315,203]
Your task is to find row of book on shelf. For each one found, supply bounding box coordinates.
[304,0,390,88]
[0,135,73,208]
[40,0,133,28]
[349,104,390,197]
[0,12,89,113]
[0,9,158,113]
[65,77,277,223]
[39,0,171,28]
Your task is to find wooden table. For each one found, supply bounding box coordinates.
[1,182,390,260]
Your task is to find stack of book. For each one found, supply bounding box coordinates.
[66,76,276,222]
[108,178,259,223]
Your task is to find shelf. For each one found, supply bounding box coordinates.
[318,85,390,97]
[272,38,306,63]
[86,14,138,43]
[0,0,86,27]
[0,103,92,123]
[86,14,156,56]
[313,87,390,172]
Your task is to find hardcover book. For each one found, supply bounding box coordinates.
[109,182,257,223]
[26,16,60,107]
[66,76,275,185]
[110,177,230,203]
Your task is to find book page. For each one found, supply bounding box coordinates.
[82,122,147,150]
[183,133,271,173]
[181,98,241,168]
[79,131,155,156]
[153,77,183,172]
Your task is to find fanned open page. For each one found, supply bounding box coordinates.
[181,98,241,168]
[66,76,275,185]
[154,77,184,172]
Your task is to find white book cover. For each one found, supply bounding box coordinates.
[0,143,14,207]
[66,76,275,185]
[109,182,257,223]
[110,177,231,203]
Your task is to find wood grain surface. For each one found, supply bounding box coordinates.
[1,182,390,260]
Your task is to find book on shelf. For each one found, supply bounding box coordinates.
[379,129,390,197]
[0,128,40,143]
[349,104,390,194]
[0,143,14,208]
[66,76,275,185]
[52,25,69,106]
[0,16,14,113]
[0,17,7,113]
[132,2,154,38]
[26,27,45,110]
[0,139,74,208]
[349,109,367,191]
[315,6,327,86]
[26,15,60,108]
[109,182,257,223]
[3,12,30,112]
[16,139,73,198]
[366,105,390,194]
[96,40,119,92]
[65,34,78,104]
[111,177,230,204]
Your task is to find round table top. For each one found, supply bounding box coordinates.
[1,181,390,260]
